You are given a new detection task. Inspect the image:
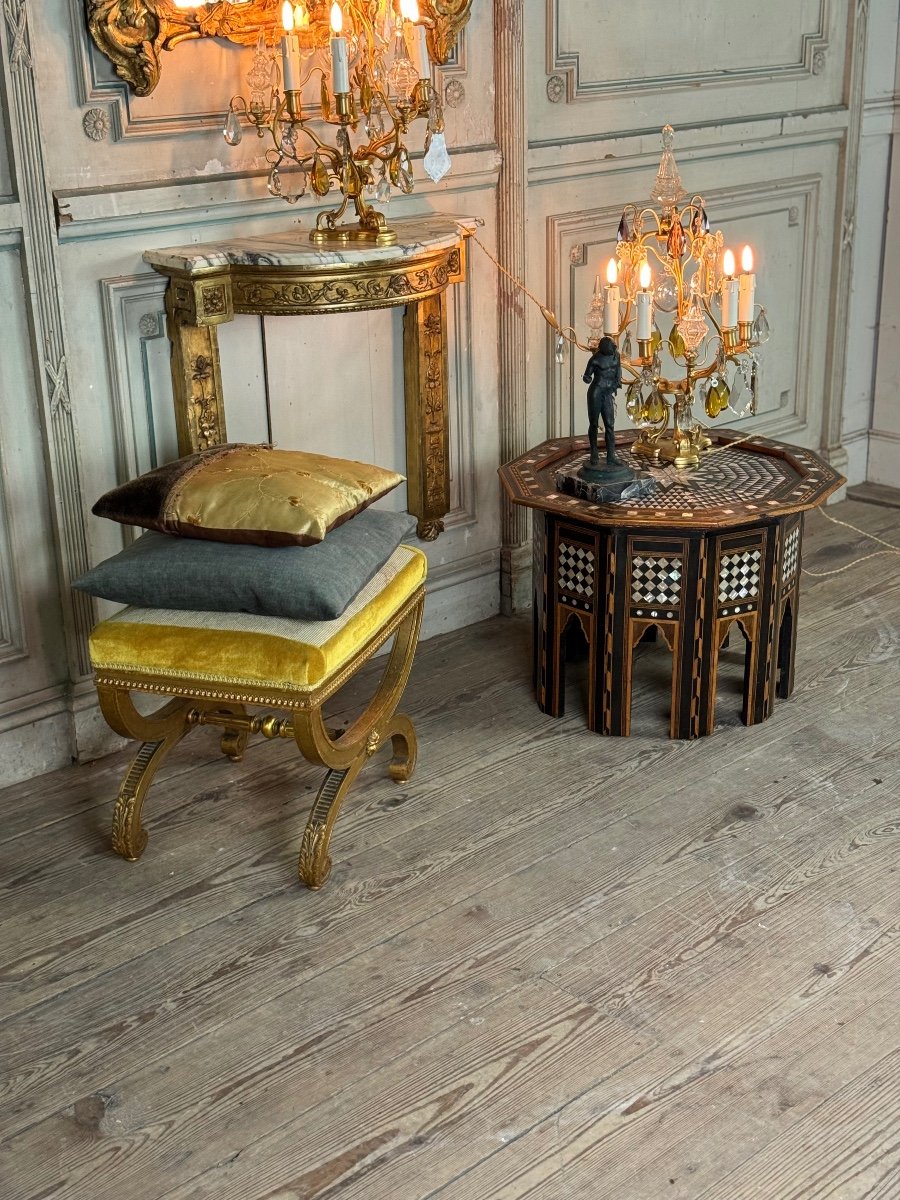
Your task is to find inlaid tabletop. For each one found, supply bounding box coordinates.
[500,431,844,530]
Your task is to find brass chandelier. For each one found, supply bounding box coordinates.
[585,126,770,467]
[223,0,451,244]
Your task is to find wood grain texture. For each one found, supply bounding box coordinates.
[0,498,898,1200]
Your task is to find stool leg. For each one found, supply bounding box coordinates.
[294,595,423,889]
[97,688,195,861]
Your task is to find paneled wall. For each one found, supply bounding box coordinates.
[0,0,897,784]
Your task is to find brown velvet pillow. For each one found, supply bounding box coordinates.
[92,444,404,547]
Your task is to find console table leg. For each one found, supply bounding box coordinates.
[165,288,229,455]
[403,292,450,541]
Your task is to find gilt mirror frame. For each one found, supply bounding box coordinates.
[86,0,473,97]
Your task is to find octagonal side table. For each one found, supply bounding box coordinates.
[500,431,844,739]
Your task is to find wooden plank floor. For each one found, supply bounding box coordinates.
[1,497,899,1200]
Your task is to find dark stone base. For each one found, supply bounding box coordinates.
[556,458,656,503]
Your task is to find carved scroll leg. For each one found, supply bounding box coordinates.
[386,712,418,783]
[294,594,424,889]
[97,687,195,862]
[298,756,367,890]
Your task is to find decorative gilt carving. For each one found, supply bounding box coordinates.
[233,252,460,315]
[403,292,449,540]
[165,287,229,455]
[426,0,473,64]
[85,0,473,97]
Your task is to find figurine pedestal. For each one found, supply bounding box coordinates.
[557,458,655,504]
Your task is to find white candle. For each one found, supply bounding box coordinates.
[330,2,350,94]
[738,244,756,324]
[720,249,739,328]
[603,258,620,336]
[281,1,303,91]
[401,0,431,78]
[636,260,653,340]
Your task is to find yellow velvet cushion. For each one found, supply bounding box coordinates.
[89,546,426,693]
[92,444,405,546]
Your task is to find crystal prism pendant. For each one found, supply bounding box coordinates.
[554,334,567,365]
[617,212,630,242]
[668,324,685,359]
[647,388,667,424]
[223,109,242,146]
[625,382,640,418]
[667,220,686,260]
[704,383,721,419]
[622,329,633,359]
[650,323,663,353]
[423,132,451,183]
[376,177,391,204]
[752,308,770,344]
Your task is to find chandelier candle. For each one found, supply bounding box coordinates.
[720,249,739,329]
[281,1,303,92]
[636,260,653,349]
[603,259,620,336]
[738,244,756,335]
[330,3,350,94]
[401,0,431,78]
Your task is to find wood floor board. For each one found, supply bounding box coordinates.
[2,626,896,1147]
[0,498,898,1199]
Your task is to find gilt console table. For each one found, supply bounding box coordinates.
[144,215,475,540]
[499,431,843,739]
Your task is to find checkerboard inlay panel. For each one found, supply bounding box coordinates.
[718,549,761,603]
[558,543,595,598]
[631,555,683,607]
[782,526,800,582]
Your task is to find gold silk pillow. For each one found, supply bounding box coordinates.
[92,444,405,547]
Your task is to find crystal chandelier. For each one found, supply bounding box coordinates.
[585,126,770,468]
[223,0,450,245]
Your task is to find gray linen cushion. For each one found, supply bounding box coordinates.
[74,508,418,621]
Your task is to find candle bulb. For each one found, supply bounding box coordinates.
[636,260,653,341]
[720,248,739,328]
[281,0,303,92]
[330,2,350,95]
[603,258,620,336]
[738,244,756,325]
[400,0,431,78]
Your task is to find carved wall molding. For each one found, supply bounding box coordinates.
[1,0,95,677]
[85,0,472,98]
[545,0,831,101]
[0,436,27,665]
[545,174,824,448]
[494,0,528,580]
[820,0,869,474]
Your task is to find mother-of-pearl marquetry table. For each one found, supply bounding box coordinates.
[144,215,475,540]
[500,431,844,739]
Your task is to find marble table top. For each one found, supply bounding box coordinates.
[144,214,478,275]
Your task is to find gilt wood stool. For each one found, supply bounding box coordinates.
[89,546,425,889]
[500,431,843,739]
